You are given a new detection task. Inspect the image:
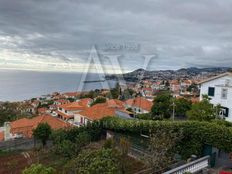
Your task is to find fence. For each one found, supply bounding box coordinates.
[0,138,52,151]
[163,156,210,174]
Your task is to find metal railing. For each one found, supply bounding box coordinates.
[163,156,210,174]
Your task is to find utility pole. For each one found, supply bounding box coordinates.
[172,100,176,121]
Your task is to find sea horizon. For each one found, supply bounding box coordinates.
[0,69,117,102]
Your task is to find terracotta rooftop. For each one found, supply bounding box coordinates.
[125,97,153,112]
[10,115,72,138]
[0,131,4,141]
[79,103,116,121]
[55,99,70,103]
[59,102,86,111]
[106,99,125,108]
[38,107,47,113]
[78,98,93,107]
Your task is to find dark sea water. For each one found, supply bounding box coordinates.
[0,70,116,101]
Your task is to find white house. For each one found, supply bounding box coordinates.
[199,72,232,122]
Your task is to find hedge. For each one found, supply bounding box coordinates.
[100,117,232,158]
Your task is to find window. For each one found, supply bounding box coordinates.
[225,79,231,86]
[219,107,229,118]
[221,88,228,99]
[208,87,215,97]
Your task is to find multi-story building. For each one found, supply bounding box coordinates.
[199,72,232,122]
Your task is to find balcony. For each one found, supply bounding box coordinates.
[163,156,210,174]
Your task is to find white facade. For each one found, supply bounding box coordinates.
[125,104,149,114]
[199,73,232,122]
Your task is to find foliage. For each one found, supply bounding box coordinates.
[0,102,30,126]
[67,97,75,102]
[91,97,106,106]
[120,88,136,100]
[174,98,192,117]
[136,113,153,120]
[63,148,121,174]
[126,107,133,113]
[151,92,192,119]
[38,100,54,108]
[151,92,173,119]
[187,83,199,94]
[118,137,131,173]
[103,138,115,149]
[79,89,101,99]
[33,123,52,147]
[101,117,232,159]
[187,95,220,121]
[22,164,55,174]
[107,82,121,99]
[52,122,103,158]
[145,129,182,173]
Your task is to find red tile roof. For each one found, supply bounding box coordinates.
[59,102,86,111]
[10,115,72,138]
[79,103,116,121]
[78,98,93,107]
[38,107,47,114]
[106,99,125,108]
[0,131,4,141]
[55,99,70,104]
[125,97,153,112]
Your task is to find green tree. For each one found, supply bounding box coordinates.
[0,102,26,126]
[33,123,52,147]
[187,83,199,94]
[145,129,182,173]
[107,82,120,99]
[174,98,192,117]
[91,97,106,106]
[63,149,121,174]
[53,132,91,159]
[151,92,173,119]
[136,113,153,120]
[23,164,55,174]
[120,89,135,100]
[187,95,220,121]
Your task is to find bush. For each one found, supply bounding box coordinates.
[52,122,103,158]
[23,164,55,174]
[33,123,52,147]
[63,148,121,174]
[101,117,232,159]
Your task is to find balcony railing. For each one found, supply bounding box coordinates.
[163,156,210,174]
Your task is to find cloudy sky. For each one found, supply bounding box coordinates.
[0,0,232,73]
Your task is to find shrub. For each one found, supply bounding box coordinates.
[23,164,55,174]
[101,117,232,159]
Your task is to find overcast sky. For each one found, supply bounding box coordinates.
[0,0,232,73]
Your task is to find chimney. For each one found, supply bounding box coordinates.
[4,122,11,141]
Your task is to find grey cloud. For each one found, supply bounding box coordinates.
[0,0,232,72]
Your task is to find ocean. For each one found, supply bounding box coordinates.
[0,70,116,102]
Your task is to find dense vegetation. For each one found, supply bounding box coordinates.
[151,91,192,119]
[101,117,232,158]
[0,102,34,126]
[33,123,52,147]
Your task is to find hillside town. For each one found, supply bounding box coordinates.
[2,0,232,173]
[0,69,232,173]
